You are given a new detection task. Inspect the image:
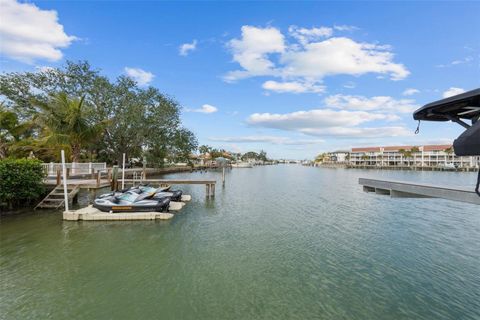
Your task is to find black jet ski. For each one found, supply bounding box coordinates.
[93,191,170,213]
[138,185,183,202]
[97,185,171,200]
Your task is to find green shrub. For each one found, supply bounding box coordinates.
[0,158,45,209]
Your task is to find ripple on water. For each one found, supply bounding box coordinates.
[1,166,479,320]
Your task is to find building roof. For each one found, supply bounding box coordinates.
[351,144,452,153]
[351,147,381,153]
[383,146,414,152]
[422,144,452,151]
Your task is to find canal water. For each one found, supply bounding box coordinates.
[1,166,479,320]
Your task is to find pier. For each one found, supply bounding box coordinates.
[359,178,480,205]
[122,179,217,197]
[43,166,219,197]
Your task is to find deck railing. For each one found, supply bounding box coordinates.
[42,162,107,176]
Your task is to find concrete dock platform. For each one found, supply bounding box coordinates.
[63,194,192,221]
[359,178,480,205]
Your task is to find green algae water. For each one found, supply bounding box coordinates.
[1,166,479,319]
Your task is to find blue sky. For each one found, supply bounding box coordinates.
[1,1,479,159]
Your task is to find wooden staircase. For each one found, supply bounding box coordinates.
[35,185,80,210]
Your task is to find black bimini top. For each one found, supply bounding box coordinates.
[413,88,480,122]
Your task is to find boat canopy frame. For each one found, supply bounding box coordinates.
[413,88,480,129]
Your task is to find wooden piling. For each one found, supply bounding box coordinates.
[111,166,119,191]
[96,171,101,187]
[56,168,61,185]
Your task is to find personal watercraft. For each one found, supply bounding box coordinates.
[93,190,171,213]
[138,185,183,202]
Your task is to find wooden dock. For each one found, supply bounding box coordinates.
[359,178,480,205]
[123,179,217,197]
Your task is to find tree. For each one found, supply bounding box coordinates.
[411,146,420,166]
[258,150,268,162]
[444,146,454,164]
[0,60,197,166]
[0,61,100,121]
[0,105,19,158]
[398,149,413,166]
[199,145,211,155]
[34,93,104,162]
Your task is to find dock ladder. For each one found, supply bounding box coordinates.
[35,185,80,210]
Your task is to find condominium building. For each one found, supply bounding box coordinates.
[349,145,479,168]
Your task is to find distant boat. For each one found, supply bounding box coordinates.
[442,163,456,169]
[231,162,253,168]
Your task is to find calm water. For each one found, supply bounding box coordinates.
[1,166,479,320]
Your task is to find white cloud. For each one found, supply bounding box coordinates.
[0,0,76,63]
[186,104,218,114]
[124,67,154,86]
[246,107,410,138]
[333,25,359,32]
[343,81,356,89]
[299,126,412,138]
[436,56,473,68]
[247,109,397,130]
[324,94,417,113]
[209,135,324,145]
[179,40,197,56]
[262,80,325,94]
[442,87,465,98]
[280,37,409,81]
[225,25,285,82]
[288,25,333,45]
[225,26,409,87]
[402,88,420,96]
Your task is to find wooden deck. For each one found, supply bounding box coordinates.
[44,178,110,188]
[359,178,480,205]
[122,179,217,197]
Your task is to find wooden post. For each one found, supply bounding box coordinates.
[112,165,119,191]
[96,171,101,187]
[143,157,147,181]
[61,150,69,212]
[206,184,210,197]
[122,153,126,190]
[107,168,112,183]
[66,168,70,179]
[211,184,215,196]
[56,168,61,185]
[222,167,225,185]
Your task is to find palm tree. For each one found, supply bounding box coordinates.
[0,103,36,159]
[411,146,420,167]
[444,146,454,165]
[34,93,104,162]
[198,145,211,155]
[315,153,328,163]
[399,149,413,166]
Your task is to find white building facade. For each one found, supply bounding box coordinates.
[349,145,479,168]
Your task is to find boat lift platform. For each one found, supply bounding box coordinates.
[359,178,480,205]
